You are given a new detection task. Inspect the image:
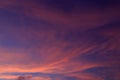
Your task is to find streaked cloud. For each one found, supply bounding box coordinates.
[0,0,120,80]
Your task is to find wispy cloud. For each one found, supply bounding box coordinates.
[0,0,120,80]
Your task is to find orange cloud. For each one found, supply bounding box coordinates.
[0,74,18,79]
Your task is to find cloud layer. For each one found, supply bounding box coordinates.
[0,0,120,80]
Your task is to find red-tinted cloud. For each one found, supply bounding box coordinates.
[0,0,120,80]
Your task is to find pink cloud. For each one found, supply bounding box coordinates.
[0,0,119,80]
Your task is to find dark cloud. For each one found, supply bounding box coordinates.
[16,76,25,80]
[34,0,120,9]
[0,0,120,31]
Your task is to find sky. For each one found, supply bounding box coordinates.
[0,0,120,80]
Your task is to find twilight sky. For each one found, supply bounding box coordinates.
[0,0,120,80]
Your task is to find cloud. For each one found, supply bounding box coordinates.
[0,0,120,80]
[16,75,32,80]
[0,0,120,31]
[0,74,18,80]
[0,24,119,80]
